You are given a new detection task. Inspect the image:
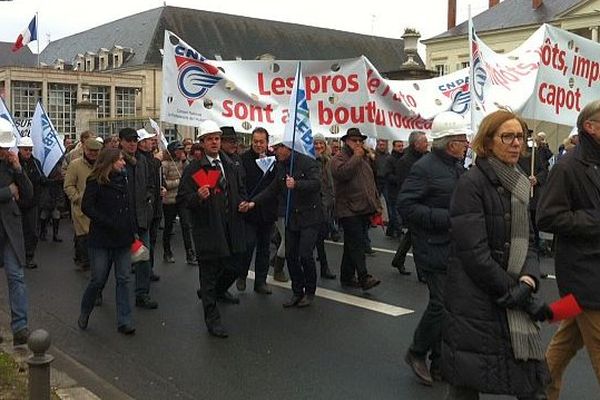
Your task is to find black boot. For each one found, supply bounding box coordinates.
[320,264,336,280]
[273,256,288,282]
[52,218,62,242]
[185,248,197,265]
[39,218,48,241]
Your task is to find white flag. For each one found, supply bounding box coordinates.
[149,118,168,151]
[30,101,65,177]
[0,96,21,148]
[255,156,276,175]
[282,62,315,159]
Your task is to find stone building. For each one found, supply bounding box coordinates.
[0,6,423,140]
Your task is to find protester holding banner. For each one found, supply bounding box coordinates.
[78,148,136,335]
[0,120,33,346]
[313,133,336,280]
[537,100,600,400]
[237,127,278,293]
[443,110,551,399]
[119,128,159,310]
[331,128,381,291]
[64,138,102,272]
[245,136,323,308]
[390,131,428,277]
[176,120,248,338]
[17,136,44,269]
[162,140,196,265]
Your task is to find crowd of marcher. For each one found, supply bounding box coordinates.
[1,99,599,399]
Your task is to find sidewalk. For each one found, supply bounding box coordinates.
[0,308,132,400]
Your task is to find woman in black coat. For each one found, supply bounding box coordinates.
[443,110,552,399]
[77,148,136,335]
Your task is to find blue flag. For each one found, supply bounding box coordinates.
[282,63,315,159]
[30,101,65,177]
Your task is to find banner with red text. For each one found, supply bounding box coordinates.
[161,30,470,140]
[470,22,599,128]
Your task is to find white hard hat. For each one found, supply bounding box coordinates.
[17,136,34,147]
[269,133,285,147]
[0,119,16,148]
[196,120,222,140]
[430,111,471,141]
[137,128,156,142]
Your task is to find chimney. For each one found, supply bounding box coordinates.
[533,0,543,9]
[489,0,499,7]
[448,0,457,30]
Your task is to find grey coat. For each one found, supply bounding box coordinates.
[0,160,33,266]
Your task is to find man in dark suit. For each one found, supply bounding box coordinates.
[245,135,322,308]
[177,120,248,338]
[237,127,277,294]
[0,120,33,346]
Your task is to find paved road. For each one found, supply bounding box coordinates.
[0,223,597,399]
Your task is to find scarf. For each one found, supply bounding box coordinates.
[488,157,544,361]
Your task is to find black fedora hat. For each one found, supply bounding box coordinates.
[220,126,238,141]
[341,127,367,141]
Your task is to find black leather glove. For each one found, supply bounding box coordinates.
[523,296,553,322]
[496,281,533,309]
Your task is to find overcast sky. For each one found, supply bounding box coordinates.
[0,0,491,57]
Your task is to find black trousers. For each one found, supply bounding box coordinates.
[162,203,193,254]
[199,256,239,328]
[21,206,38,261]
[286,225,319,296]
[339,214,369,283]
[148,216,161,270]
[239,222,273,286]
[314,220,329,268]
[410,270,446,365]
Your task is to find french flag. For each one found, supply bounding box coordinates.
[12,16,37,52]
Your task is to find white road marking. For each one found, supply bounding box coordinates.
[247,271,413,317]
[324,240,413,256]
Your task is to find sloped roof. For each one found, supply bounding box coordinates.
[0,42,37,67]
[41,6,418,73]
[424,0,586,42]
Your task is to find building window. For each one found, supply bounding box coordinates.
[115,87,136,117]
[435,64,448,76]
[47,83,77,137]
[461,61,470,69]
[90,86,111,136]
[11,81,42,119]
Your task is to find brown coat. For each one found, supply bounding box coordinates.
[64,156,93,235]
[331,146,381,218]
[161,159,185,205]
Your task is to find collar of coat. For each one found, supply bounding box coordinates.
[199,151,234,169]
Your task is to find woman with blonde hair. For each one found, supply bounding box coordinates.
[442,110,552,399]
[78,148,137,335]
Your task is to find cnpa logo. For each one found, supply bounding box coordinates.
[174,45,222,106]
[438,78,470,115]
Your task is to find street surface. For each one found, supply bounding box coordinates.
[0,223,596,399]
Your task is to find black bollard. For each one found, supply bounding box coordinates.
[26,329,54,400]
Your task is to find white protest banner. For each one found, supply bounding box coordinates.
[468,21,544,130]
[525,24,600,125]
[160,30,466,140]
[30,101,65,177]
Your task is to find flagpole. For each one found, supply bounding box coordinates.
[36,12,40,68]
[285,62,301,227]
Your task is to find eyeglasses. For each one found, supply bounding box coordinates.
[498,132,525,145]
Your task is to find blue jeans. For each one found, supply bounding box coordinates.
[81,246,132,328]
[2,241,28,333]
